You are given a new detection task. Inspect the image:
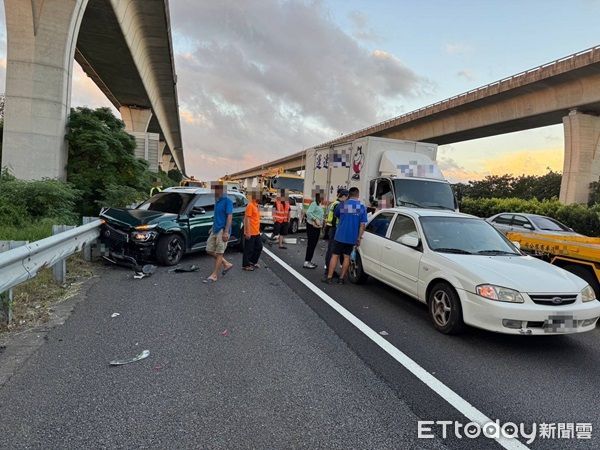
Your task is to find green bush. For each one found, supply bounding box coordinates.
[460,197,600,236]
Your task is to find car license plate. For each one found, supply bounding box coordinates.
[543,315,577,333]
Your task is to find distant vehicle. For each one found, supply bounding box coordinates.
[349,207,600,335]
[304,136,457,212]
[100,187,247,266]
[486,213,580,236]
[259,193,306,234]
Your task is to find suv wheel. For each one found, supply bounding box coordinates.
[156,234,184,266]
[428,282,464,334]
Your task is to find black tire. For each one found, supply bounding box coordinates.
[156,234,185,266]
[348,252,369,284]
[563,264,600,299]
[290,219,299,234]
[427,282,465,335]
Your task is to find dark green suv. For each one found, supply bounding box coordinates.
[100,187,248,266]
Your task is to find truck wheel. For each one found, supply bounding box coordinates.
[427,282,465,334]
[156,234,184,266]
[349,253,369,284]
[290,219,299,234]
[563,265,600,299]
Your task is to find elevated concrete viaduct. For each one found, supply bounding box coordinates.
[227,46,600,204]
[2,0,185,180]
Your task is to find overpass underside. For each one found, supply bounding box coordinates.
[1,0,184,180]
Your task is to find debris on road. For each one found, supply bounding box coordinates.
[110,313,120,318]
[220,329,229,337]
[109,349,150,366]
[168,264,200,273]
[379,331,389,336]
[133,264,157,279]
[283,238,297,245]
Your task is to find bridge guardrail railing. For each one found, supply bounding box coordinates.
[0,220,103,323]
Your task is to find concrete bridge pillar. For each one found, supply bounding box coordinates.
[559,111,600,204]
[119,106,153,133]
[1,0,89,180]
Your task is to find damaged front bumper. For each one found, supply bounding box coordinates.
[100,223,157,267]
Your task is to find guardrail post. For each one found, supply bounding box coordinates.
[82,217,100,261]
[51,225,76,284]
[0,240,28,325]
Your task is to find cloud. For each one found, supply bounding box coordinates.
[444,42,472,55]
[483,148,563,176]
[348,10,379,42]
[457,69,475,81]
[169,0,430,179]
[438,157,487,183]
[71,62,117,113]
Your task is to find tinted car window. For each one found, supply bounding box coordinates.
[192,194,215,211]
[390,215,418,242]
[493,215,513,225]
[530,216,571,232]
[366,212,394,238]
[512,215,532,229]
[228,194,247,208]
[137,193,194,214]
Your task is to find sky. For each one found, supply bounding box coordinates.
[1,0,599,182]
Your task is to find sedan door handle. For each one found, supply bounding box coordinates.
[384,245,391,249]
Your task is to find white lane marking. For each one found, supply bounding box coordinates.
[263,248,529,450]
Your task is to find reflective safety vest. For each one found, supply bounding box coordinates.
[274,200,290,223]
[150,186,163,196]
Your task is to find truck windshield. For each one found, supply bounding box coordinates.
[393,179,455,211]
[272,176,304,192]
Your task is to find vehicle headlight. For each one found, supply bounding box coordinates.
[135,224,158,231]
[476,284,524,303]
[581,285,596,303]
[132,231,158,242]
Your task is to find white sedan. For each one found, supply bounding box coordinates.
[350,208,600,335]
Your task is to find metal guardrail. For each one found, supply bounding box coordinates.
[0,220,102,294]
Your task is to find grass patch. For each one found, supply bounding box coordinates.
[0,221,55,242]
[0,254,97,334]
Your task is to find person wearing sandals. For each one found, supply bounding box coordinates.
[273,189,291,249]
[242,188,263,271]
[204,181,234,283]
[303,190,325,269]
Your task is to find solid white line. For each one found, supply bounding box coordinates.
[263,247,529,450]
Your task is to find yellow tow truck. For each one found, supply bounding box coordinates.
[506,231,600,297]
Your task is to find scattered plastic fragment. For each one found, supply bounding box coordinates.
[379,331,389,336]
[363,306,369,309]
[283,238,297,244]
[109,349,150,366]
[133,273,147,279]
[220,329,229,337]
[169,264,200,273]
[142,264,157,274]
[111,313,120,318]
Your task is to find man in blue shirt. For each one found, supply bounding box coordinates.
[205,181,234,283]
[323,187,367,284]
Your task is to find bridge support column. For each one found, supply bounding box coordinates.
[119,106,153,132]
[560,111,600,204]
[1,0,89,180]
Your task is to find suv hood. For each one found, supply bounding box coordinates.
[100,207,176,229]
[438,253,586,294]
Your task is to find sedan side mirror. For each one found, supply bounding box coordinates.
[191,206,206,216]
[512,241,521,250]
[399,235,420,248]
[523,223,534,230]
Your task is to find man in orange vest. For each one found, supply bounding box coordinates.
[273,189,291,249]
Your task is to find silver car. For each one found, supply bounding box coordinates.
[486,213,580,236]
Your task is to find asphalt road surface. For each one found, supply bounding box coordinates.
[0,234,598,449]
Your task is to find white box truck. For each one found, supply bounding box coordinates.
[303,136,456,211]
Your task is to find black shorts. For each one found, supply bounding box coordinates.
[332,240,354,256]
[273,221,289,236]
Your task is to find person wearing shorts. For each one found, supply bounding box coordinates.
[323,187,367,284]
[204,182,234,283]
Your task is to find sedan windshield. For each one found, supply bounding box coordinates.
[137,192,194,214]
[420,216,520,255]
[393,179,455,211]
[529,216,571,232]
